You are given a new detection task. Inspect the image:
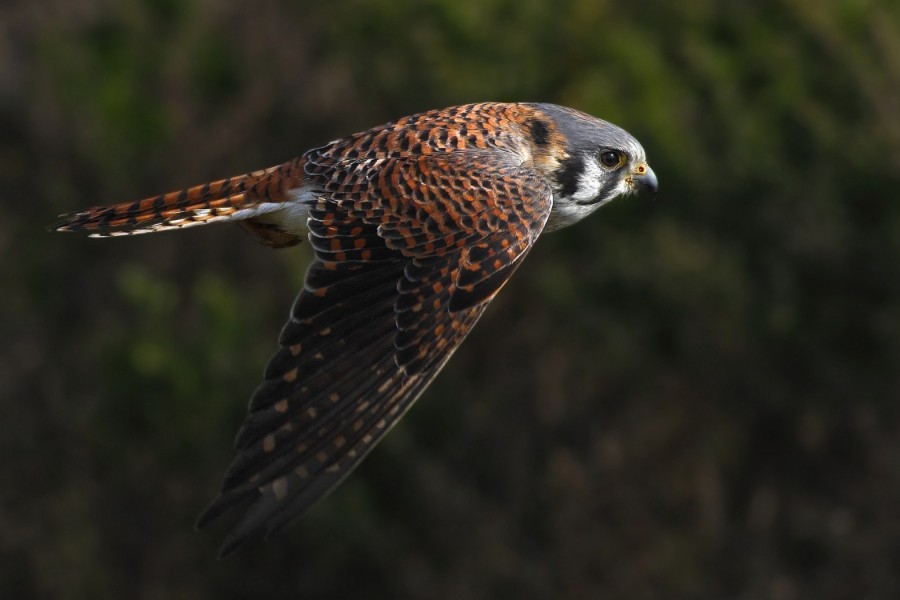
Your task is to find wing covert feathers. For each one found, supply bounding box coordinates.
[200,150,552,557]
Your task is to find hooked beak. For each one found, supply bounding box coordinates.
[631,164,658,196]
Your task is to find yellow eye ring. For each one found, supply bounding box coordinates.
[599,150,625,169]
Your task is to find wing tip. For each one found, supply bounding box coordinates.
[216,532,249,560]
[196,491,265,559]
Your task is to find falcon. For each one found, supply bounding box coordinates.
[52,102,658,556]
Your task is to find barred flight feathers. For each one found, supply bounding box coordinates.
[198,153,553,557]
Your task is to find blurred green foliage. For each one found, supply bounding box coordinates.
[2,0,899,598]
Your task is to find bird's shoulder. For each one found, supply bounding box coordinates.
[303,103,570,174]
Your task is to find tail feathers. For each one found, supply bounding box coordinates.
[51,160,304,238]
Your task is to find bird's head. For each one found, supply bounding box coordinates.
[532,103,657,231]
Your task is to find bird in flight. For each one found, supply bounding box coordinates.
[52,102,657,557]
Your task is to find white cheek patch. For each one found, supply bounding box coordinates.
[547,156,628,231]
[552,157,606,227]
[570,157,604,204]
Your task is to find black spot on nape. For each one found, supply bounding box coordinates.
[529,119,550,146]
[556,155,582,198]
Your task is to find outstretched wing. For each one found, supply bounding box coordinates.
[197,151,553,557]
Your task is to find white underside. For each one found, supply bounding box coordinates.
[252,185,317,235]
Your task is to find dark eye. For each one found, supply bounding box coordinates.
[599,150,625,169]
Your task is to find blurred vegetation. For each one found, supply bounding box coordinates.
[2,0,899,598]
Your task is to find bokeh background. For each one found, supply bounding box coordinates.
[2,0,899,598]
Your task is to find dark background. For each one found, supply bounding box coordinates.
[2,1,899,598]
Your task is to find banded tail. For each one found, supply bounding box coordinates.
[50,159,309,247]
